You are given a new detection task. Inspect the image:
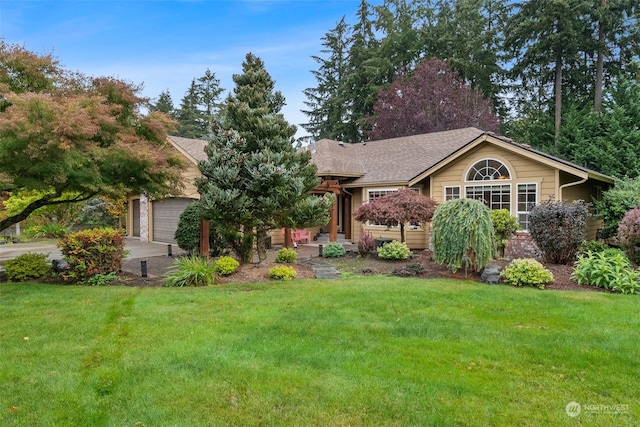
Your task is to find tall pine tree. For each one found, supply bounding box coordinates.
[197,53,333,263]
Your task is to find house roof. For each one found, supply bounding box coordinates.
[311,127,614,186]
[167,135,208,163]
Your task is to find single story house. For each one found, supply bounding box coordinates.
[127,128,614,248]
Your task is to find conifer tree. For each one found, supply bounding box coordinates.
[197,53,333,263]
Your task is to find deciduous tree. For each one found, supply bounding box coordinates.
[0,42,183,232]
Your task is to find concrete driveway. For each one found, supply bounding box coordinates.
[0,238,185,263]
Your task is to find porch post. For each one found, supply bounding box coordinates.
[329,198,338,242]
[199,219,210,258]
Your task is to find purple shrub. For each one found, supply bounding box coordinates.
[617,207,640,265]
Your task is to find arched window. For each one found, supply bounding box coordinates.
[466,159,510,181]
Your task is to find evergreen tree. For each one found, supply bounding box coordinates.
[302,17,352,141]
[149,89,175,118]
[195,68,225,138]
[175,79,206,139]
[197,53,333,263]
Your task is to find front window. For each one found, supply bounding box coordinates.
[517,183,537,230]
[465,184,511,210]
[366,187,421,227]
[467,159,511,181]
[444,186,461,201]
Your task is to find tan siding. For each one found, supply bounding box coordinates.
[352,189,364,240]
[180,163,202,199]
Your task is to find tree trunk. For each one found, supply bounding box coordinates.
[255,226,268,264]
[594,0,606,113]
[400,223,405,243]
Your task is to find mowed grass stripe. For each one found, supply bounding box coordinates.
[1,278,638,426]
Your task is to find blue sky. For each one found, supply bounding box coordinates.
[0,0,378,139]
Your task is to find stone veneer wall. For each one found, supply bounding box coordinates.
[504,231,540,260]
[139,195,149,242]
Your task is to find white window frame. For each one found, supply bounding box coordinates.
[464,184,511,211]
[516,183,537,231]
[365,187,422,228]
[444,185,461,201]
[466,158,512,181]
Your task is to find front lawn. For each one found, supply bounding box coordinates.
[1,278,638,426]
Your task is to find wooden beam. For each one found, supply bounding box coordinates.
[199,219,210,258]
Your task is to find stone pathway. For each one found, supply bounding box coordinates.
[302,257,341,279]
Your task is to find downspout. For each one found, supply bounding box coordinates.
[558,174,588,202]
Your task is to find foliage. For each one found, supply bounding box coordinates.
[0,41,184,232]
[174,202,224,256]
[354,189,437,242]
[77,197,125,228]
[432,199,495,274]
[616,207,640,265]
[2,252,50,282]
[357,230,376,256]
[197,53,332,263]
[212,256,240,276]
[489,209,520,257]
[57,228,125,280]
[500,259,554,289]
[593,176,640,239]
[174,69,225,139]
[528,199,589,265]
[82,271,118,286]
[268,265,297,281]
[322,242,346,258]
[164,254,216,287]
[275,248,298,264]
[367,57,499,140]
[572,249,640,294]
[376,240,411,260]
[24,221,70,238]
[577,240,609,256]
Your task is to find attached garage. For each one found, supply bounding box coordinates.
[151,198,194,243]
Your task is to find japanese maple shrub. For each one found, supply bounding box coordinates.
[617,207,640,265]
[431,199,495,273]
[528,199,588,264]
[58,228,126,281]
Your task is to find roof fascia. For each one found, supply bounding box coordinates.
[167,137,200,166]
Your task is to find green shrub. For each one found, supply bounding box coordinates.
[577,240,609,256]
[593,176,640,239]
[489,209,520,257]
[322,242,346,258]
[213,256,239,275]
[3,252,50,282]
[572,249,640,294]
[164,255,216,287]
[268,265,297,281]
[617,207,640,265]
[529,199,588,265]
[24,221,70,238]
[57,228,125,280]
[83,272,118,286]
[432,199,495,273]
[377,240,411,260]
[500,258,554,289]
[174,202,224,256]
[275,248,298,263]
[357,231,376,256]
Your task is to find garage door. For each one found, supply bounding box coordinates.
[152,198,194,243]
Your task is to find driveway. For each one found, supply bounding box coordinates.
[0,238,185,263]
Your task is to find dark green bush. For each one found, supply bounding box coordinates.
[213,256,239,275]
[275,248,298,263]
[322,242,346,258]
[57,228,125,281]
[432,199,495,273]
[489,209,520,257]
[577,240,609,256]
[572,249,639,294]
[593,176,640,239]
[3,252,50,282]
[500,258,554,289]
[377,240,411,260]
[174,202,224,256]
[164,255,216,287]
[528,199,588,265]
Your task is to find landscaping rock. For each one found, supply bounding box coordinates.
[481,264,502,284]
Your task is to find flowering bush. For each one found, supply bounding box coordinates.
[357,231,376,256]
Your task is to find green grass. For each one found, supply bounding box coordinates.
[1,278,639,426]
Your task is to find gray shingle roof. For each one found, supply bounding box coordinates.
[168,135,208,163]
[311,127,486,185]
